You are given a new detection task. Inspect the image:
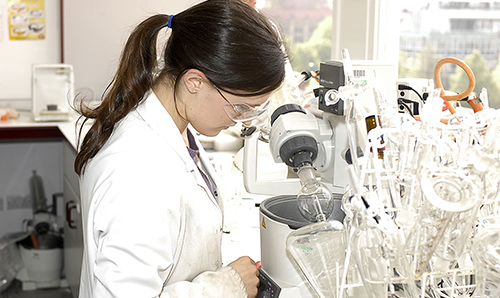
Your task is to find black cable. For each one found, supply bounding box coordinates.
[398,84,425,103]
[397,98,414,116]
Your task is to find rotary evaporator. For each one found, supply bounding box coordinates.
[243,55,397,298]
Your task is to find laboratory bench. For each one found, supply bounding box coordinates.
[0,113,80,147]
[0,112,264,297]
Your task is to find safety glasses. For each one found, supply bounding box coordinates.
[213,85,270,122]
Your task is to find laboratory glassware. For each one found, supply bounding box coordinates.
[286,220,347,298]
[395,121,424,228]
[403,166,482,278]
[296,165,335,222]
[350,196,417,298]
[472,227,500,298]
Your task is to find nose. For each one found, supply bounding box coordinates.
[242,120,253,126]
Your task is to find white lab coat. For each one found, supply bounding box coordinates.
[78,91,247,298]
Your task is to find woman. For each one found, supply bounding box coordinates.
[74,0,287,297]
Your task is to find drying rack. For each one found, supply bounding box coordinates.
[330,112,499,298]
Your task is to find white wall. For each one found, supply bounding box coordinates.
[0,0,61,107]
[63,0,199,101]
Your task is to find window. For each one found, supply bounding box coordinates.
[399,0,500,108]
[260,0,500,109]
[260,0,333,72]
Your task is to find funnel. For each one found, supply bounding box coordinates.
[286,220,346,298]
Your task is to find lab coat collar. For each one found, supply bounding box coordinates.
[134,91,193,169]
[134,91,222,209]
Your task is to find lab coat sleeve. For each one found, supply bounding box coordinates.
[160,266,247,297]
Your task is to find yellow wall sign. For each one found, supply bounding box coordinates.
[8,0,46,40]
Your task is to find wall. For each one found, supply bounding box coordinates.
[63,0,198,101]
[0,0,61,110]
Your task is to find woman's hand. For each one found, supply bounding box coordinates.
[228,256,260,298]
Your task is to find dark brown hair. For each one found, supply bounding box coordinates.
[74,0,287,176]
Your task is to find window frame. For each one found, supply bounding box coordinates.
[331,0,400,66]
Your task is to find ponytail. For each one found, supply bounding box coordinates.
[74,14,171,175]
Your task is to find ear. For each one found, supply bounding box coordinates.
[183,69,208,93]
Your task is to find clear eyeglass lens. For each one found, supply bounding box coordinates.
[224,100,270,122]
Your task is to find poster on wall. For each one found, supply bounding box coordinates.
[8,0,46,40]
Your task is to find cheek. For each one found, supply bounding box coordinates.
[205,103,229,123]
[190,102,228,129]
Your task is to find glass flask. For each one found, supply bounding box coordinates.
[472,228,500,298]
[286,220,347,298]
[351,211,417,298]
[296,165,334,222]
[403,168,481,278]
